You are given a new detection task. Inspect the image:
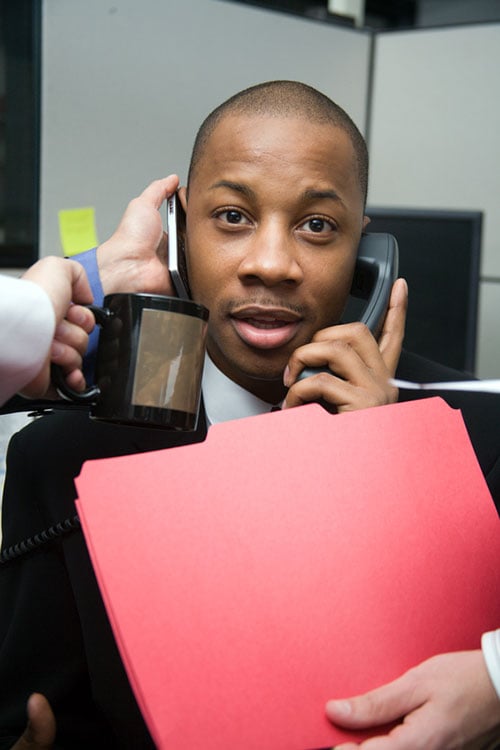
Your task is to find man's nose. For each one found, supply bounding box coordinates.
[237,223,303,287]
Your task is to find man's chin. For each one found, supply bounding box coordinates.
[244,367,283,383]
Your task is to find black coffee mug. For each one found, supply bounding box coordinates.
[54,293,209,430]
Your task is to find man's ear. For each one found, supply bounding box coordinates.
[363,215,371,229]
[178,186,188,213]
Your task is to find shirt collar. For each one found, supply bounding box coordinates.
[202,354,280,425]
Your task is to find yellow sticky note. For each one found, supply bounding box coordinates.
[58,206,98,257]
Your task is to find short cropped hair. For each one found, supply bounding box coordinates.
[187,80,369,205]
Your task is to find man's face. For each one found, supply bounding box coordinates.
[181,113,366,401]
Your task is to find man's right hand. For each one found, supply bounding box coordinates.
[96,174,180,297]
[10,693,55,750]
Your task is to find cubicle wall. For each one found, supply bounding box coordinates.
[39,0,371,251]
[368,23,500,377]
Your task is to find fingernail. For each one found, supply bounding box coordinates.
[74,307,89,325]
[397,277,408,299]
[327,700,352,717]
[51,341,64,358]
[283,366,290,387]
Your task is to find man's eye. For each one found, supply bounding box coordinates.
[217,209,250,225]
[301,217,335,233]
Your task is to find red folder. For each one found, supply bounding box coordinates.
[75,398,500,749]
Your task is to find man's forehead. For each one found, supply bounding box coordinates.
[195,114,356,175]
[189,113,362,204]
[206,110,347,145]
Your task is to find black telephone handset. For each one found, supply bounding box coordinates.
[342,232,399,336]
[298,232,399,382]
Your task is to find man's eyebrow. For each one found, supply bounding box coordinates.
[209,180,257,201]
[302,188,345,205]
[209,182,346,207]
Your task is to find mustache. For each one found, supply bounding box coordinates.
[222,297,306,316]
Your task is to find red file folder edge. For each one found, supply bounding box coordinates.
[76,398,500,749]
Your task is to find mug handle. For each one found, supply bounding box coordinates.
[51,304,114,404]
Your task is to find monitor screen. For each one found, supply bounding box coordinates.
[365,207,482,374]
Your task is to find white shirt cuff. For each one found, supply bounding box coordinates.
[482,629,500,700]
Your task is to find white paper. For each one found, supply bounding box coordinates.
[391,378,500,394]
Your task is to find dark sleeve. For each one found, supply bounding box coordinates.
[0,409,205,748]
[0,427,115,749]
[397,350,500,513]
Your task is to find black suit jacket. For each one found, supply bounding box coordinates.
[0,350,498,749]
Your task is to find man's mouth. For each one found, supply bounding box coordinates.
[230,305,303,349]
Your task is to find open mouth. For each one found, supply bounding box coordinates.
[230,306,303,349]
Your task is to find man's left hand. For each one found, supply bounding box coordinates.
[283,278,407,412]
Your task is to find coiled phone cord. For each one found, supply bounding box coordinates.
[0,398,90,565]
[0,514,81,565]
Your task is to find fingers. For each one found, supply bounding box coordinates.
[65,303,95,334]
[331,707,440,750]
[327,651,500,750]
[22,257,93,323]
[283,322,398,411]
[21,315,91,398]
[53,317,89,366]
[97,175,179,296]
[62,367,87,393]
[137,174,180,209]
[63,261,94,309]
[326,671,421,731]
[11,692,56,750]
[50,321,88,393]
[283,281,407,412]
[377,279,408,376]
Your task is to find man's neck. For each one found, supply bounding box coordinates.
[202,355,283,425]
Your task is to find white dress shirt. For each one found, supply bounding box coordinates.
[201,352,281,426]
[482,629,500,700]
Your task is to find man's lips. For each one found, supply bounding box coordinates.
[230,306,303,349]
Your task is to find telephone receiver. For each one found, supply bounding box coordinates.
[297,232,399,382]
[341,232,399,336]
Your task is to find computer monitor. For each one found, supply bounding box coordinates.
[365,207,482,374]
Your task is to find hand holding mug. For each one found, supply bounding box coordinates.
[54,293,208,431]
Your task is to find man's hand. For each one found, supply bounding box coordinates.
[326,650,500,750]
[20,257,95,398]
[283,278,407,412]
[96,175,180,296]
[10,693,56,749]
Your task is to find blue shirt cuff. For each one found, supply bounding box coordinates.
[73,247,103,382]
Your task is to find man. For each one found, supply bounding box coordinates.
[1,81,499,749]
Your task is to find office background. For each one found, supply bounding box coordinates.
[2,0,500,377]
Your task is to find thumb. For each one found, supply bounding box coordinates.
[326,671,418,730]
[14,693,56,749]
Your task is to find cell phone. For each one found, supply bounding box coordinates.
[298,232,399,381]
[167,192,190,300]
